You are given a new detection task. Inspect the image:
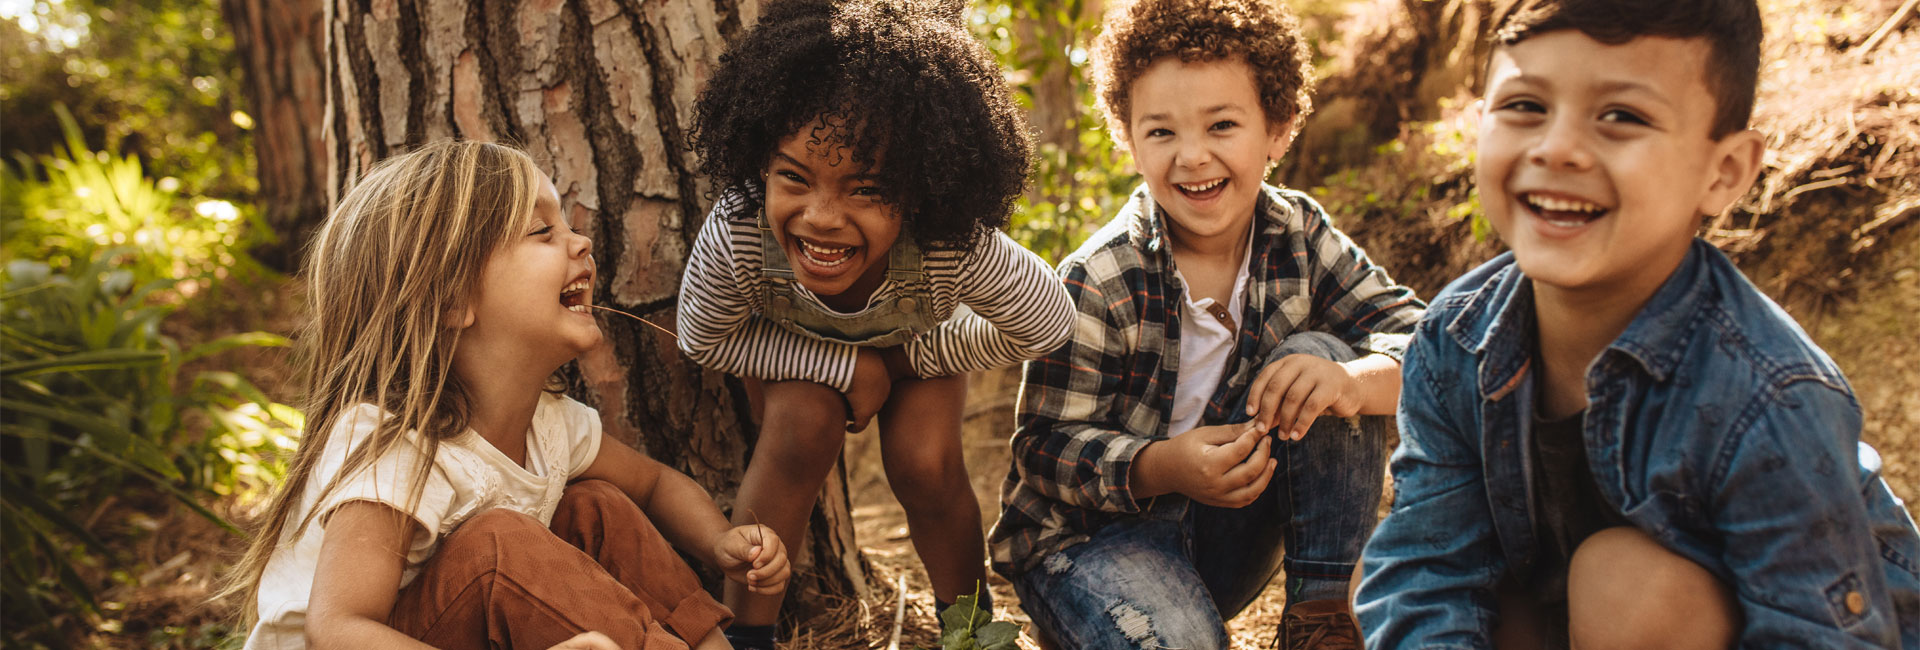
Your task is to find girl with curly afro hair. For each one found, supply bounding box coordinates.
[674,1,1071,646]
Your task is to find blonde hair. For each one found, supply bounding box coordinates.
[217,140,546,625]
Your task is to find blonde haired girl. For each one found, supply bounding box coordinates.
[222,141,787,650]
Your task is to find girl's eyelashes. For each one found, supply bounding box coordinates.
[1210,120,1238,132]
[1145,127,1173,138]
[528,225,554,237]
[774,169,807,185]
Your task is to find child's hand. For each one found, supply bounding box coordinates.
[1153,423,1275,507]
[846,347,894,431]
[546,632,620,650]
[713,523,790,596]
[1245,354,1365,440]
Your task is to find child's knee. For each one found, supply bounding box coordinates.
[1568,526,1737,650]
[439,508,551,564]
[1276,331,1359,363]
[886,448,972,510]
[554,479,647,533]
[756,382,849,463]
[560,479,625,508]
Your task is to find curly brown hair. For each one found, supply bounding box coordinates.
[1091,0,1313,140]
[690,0,1032,251]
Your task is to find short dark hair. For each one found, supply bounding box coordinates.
[690,0,1033,250]
[1090,0,1313,139]
[1495,0,1762,139]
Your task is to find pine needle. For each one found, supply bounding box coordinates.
[587,304,677,339]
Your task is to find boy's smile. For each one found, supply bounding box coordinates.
[764,122,902,312]
[1478,31,1762,301]
[1124,57,1292,253]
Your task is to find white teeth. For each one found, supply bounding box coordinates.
[1177,178,1225,193]
[799,240,853,267]
[1526,194,1604,214]
[561,280,591,311]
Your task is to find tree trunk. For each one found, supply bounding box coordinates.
[223,0,330,272]
[321,0,871,619]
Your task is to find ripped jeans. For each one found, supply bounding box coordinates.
[1010,332,1389,649]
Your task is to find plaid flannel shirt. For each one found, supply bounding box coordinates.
[988,183,1427,577]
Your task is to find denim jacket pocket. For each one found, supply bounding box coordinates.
[1824,571,1871,628]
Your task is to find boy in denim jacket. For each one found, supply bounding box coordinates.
[1355,0,1920,647]
[989,1,1425,647]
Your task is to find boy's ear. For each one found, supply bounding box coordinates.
[1697,129,1765,218]
[1265,118,1298,163]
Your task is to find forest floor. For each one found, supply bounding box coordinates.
[75,1,1920,646]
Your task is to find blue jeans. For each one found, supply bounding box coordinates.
[1012,332,1389,649]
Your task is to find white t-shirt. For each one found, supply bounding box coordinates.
[244,393,604,650]
[1168,231,1255,438]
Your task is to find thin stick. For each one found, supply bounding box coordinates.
[885,574,908,650]
[587,304,677,339]
[1861,0,1918,55]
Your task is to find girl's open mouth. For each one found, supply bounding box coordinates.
[560,279,591,313]
[798,238,856,268]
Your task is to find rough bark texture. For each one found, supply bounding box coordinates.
[322,0,871,618]
[222,0,330,272]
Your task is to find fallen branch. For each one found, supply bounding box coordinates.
[1860,0,1918,55]
[887,573,908,650]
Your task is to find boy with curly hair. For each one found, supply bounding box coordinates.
[676,1,1073,648]
[1355,0,1920,647]
[989,0,1424,647]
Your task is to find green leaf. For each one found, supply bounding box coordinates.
[0,486,110,557]
[0,398,182,480]
[181,331,288,363]
[975,621,1020,650]
[0,348,166,377]
[9,502,100,614]
[7,427,237,535]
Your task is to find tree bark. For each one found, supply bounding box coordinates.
[222,0,329,272]
[321,0,871,619]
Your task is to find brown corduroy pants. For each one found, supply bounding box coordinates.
[384,480,732,649]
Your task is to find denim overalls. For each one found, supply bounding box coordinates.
[757,210,939,346]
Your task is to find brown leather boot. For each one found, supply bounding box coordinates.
[1272,599,1362,650]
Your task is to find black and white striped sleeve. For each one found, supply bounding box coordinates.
[905,231,1074,378]
[674,208,859,392]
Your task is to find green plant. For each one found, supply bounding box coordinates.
[920,593,1018,650]
[0,251,295,642]
[4,103,267,293]
[971,0,1139,263]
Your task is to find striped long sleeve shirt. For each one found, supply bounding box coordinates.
[988,184,1427,577]
[676,186,1075,391]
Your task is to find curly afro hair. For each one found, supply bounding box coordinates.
[690,0,1033,251]
[1091,0,1313,141]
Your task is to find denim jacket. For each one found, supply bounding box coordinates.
[1356,240,1920,649]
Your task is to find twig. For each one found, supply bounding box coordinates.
[886,574,908,650]
[587,304,677,339]
[747,508,765,546]
[1861,0,1918,55]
